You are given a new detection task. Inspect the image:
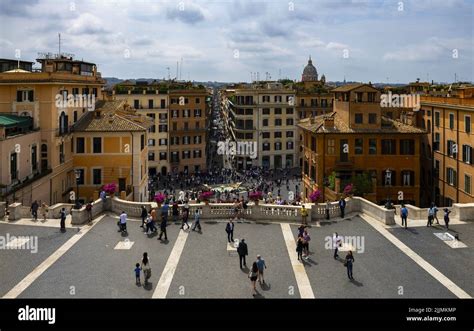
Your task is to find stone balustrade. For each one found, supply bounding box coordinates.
[0,201,5,219]
[6,196,472,226]
[394,202,474,223]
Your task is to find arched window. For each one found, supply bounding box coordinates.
[59,111,68,135]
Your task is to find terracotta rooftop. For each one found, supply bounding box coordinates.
[332,83,377,92]
[297,112,425,134]
[73,100,151,132]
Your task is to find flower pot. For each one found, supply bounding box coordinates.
[254,200,259,206]
[204,200,209,206]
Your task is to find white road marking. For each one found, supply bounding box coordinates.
[280,223,315,299]
[114,240,134,250]
[3,215,105,299]
[361,213,471,299]
[152,229,189,298]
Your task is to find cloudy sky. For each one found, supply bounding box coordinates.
[0,0,472,83]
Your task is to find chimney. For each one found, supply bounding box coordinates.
[310,116,316,124]
[324,116,334,129]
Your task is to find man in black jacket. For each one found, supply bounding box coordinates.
[237,239,248,269]
[225,219,235,242]
[158,214,168,241]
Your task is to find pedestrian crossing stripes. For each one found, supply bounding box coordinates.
[280,223,315,299]
[152,229,189,298]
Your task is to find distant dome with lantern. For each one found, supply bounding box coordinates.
[302,56,318,82]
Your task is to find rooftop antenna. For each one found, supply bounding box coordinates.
[58,33,61,56]
[454,73,457,83]
[278,69,281,80]
[176,61,179,80]
[179,57,183,80]
[166,67,170,80]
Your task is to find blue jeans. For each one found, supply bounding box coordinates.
[347,263,353,279]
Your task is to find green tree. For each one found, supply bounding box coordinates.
[352,172,373,196]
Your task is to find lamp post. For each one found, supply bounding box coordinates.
[74,169,81,209]
[385,169,392,208]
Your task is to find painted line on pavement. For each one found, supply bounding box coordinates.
[361,213,471,299]
[3,215,105,298]
[152,229,189,298]
[280,223,315,299]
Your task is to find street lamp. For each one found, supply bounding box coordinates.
[74,169,81,209]
[385,169,392,208]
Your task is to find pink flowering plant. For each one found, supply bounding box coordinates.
[199,191,214,201]
[103,183,117,195]
[309,189,321,202]
[154,192,166,203]
[249,191,263,201]
[343,183,354,196]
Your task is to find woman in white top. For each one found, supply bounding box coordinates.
[141,252,151,286]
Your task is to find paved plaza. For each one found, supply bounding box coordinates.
[0,212,473,299]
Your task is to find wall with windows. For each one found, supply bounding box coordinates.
[420,100,473,206]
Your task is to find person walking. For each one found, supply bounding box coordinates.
[134,263,141,285]
[248,262,258,297]
[237,239,248,269]
[180,205,190,230]
[30,200,39,221]
[172,202,180,223]
[297,224,306,238]
[400,204,408,229]
[432,203,440,224]
[145,213,157,234]
[118,211,127,233]
[296,237,304,261]
[427,205,435,227]
[59,207,66,232]
[302,230,311,258]
[300,205,308,225]
[339,197,346,218]
[100,190,106,202]
[141,253,151,286]
[256,255,267,284]
[86,201,93,223]
[158,214,168,240]
[225,219,235,242]
[40,202,48,222]
[345,250,355,280]
[333,232,342,259]
[192,209,201,231]
[325,200,331,220]
[161,201,169,222]
[140,206,148,228]
[443,208,452,230]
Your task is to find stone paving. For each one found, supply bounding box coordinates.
[0,212,472,299]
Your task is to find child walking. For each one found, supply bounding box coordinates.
[134,263,141,285]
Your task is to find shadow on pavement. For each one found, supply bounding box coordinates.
[143,282,153,291]
[350,279,363,287]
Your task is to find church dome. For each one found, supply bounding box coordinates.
[302,56,318,82]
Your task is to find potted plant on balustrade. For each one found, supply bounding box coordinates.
[154,192,166,208]
[343,183,354,198]
[309,189,321,205]
[249,191,263,206]
[103,183,117,197]
[199,191,214,205]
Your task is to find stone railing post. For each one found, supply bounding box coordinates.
[250,204,262,221]
[8,202,22,221]
[0,201,5,219]
[201,204,211,219]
